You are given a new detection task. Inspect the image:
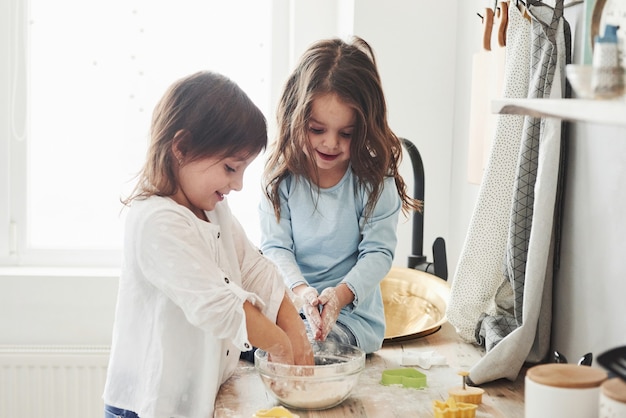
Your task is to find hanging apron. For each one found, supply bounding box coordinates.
[447,0,571,384]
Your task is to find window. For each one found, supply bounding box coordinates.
[1,0,277,267]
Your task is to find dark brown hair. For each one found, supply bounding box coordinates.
[263,36,421,220]
[123,71,267,205]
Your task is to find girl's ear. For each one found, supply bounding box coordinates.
[171,129,191,163]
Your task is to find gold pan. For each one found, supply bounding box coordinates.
[381,267,451,342]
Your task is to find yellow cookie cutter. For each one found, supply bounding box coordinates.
[433,397,478,418]
[448,371,484,404]
[253,406,300,418]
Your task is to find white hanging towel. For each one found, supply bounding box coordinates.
[448,4,531,343]
[448,0,570,384]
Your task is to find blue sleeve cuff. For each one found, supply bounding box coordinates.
[342,281,358,311]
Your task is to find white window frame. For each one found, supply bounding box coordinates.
[0,0,352,269]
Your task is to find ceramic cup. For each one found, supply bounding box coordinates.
[525,364,608,418]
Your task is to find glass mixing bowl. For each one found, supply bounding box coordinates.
[254,340,366,410]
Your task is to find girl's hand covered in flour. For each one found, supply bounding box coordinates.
[295,286,323,340]
[318,287,344,341]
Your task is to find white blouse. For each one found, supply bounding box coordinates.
[103,196,286,418]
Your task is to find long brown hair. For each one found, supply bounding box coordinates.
[123,71,267,206]
[263,36,421,221]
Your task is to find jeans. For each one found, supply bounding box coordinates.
[240,347,257,363]
[104,404,139,418]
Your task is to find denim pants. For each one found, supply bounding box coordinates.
[104,404,140,418]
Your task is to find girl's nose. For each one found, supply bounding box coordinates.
[230,173,244,192]
[321,133,340,149]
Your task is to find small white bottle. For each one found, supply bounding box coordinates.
[591,24,624,99]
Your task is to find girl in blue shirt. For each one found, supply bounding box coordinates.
[259,37,422,354]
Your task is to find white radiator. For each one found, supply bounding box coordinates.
[0,345,110,418]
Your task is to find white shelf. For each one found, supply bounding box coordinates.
[492,98,626,127]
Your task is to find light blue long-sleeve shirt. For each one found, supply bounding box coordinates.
[259,168,401,353]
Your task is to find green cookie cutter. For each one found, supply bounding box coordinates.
[381,368,428,388]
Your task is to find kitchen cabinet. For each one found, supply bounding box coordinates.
[214,323,524,417]
[492,98,626,126]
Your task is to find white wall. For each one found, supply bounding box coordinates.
[555,122,626,359]
[551,4,626,359]
[352,1,457,271]
[0,270,118,345]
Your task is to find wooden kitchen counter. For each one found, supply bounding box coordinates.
[215,322,525,417]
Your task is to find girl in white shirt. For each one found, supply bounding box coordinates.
[103,71,313,418]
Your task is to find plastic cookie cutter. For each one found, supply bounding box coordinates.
[401,349,447,369]
[433,397,478,418]
[253,406,300,418]
[447,371,484,405]
[381,368,428,389]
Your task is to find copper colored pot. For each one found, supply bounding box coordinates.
[381,267,450,342]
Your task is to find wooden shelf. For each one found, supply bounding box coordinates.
[492,98,626,127]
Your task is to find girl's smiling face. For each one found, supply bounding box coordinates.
[173,152,256,220]
[305,93,355,187]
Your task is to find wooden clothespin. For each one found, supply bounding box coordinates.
[482,7,495,51]
[496,1,508,47]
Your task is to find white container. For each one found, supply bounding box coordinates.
[525,364,608,418]
[599,377,626,418]
[592,24,623,98]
